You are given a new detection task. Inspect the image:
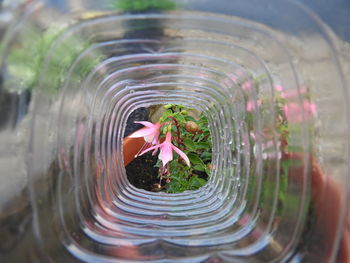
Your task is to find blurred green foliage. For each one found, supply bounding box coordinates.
[2,25,104,94]
[111,0,176,12]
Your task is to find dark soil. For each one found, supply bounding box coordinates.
[124,107,162,191]
[124,107,149,137]
[193,170,208,180]
[125,153,160,191]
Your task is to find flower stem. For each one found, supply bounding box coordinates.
[168,116,182,144]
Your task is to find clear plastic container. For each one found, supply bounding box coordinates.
[0,0,349,262]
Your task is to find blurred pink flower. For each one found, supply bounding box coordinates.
[275,85,307,99]
[229,74,238,82]
[128,121,161,145]
[139,132,190,167]
[228,70,245,83]
[246,100,261,112]
[283,101,317,122]
[241,80,253,92]
[281,88,307,99]
[275,84,283,92]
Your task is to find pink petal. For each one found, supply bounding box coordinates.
[229,74,237,82]
[139,143,161,156]
[284,103,297,121]
[246,100,261,112]
[134,121,154,128]
[144,135,154,143]
[151,127,161,145]
[152,147,159,156]
[304,101,317,115]
[281,88,306,99]
[275,84,283,92]
[128,127,153,138]
[159,143,173,167]
[165,131,172,142]
[152,137,159,145]
[284,103,303,122]
[284,101,316,123]
[246,100,255,112]
[241,80,252,92]
[172,145,190,167]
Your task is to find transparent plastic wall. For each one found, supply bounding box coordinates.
[0,0,349,262]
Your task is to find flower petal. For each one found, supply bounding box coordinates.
[246,100,255,112]
[144,135,154,143]
[128,127,153,138]
[281,88,306,99]
[172,145,190,167]
[165,131,172,142]
[152,129,160,145]
[159,142,173,167]
[152,147,159,156]
[241,80,252,92]
[139,143,161,156]
[284,103,302,123]
[275,84,283,92]
[134,121,154,128]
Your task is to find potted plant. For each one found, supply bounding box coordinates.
[124,104,212,192]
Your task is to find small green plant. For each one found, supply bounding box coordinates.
[129,104,212,193]
[111,0,177,12]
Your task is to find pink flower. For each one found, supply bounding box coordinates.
[139,132,190,167]
[228,70,245,83]
[246,100,261,112]
[276,86,307,99]
[229,75,238,82]
[241,80,253,92]
[274,84,283,92]
[283,101,317,123]
[128,121,161,145]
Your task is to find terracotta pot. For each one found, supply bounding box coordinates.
[123,136,145,166]
[122,135,350,262]
[285,152,350,263]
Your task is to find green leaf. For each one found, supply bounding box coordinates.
[281,159,302,177]
[185,115,196,122]
[187,153,204,166]
[154,159,162,168]
[189,176,207,189]
[193,164,205,172]
[195,141,211,150]
[160,109,174,122]
[281,159,302,168]
[174,113,185,123]
[278,124,288,133]
[164,109,174,116]
[164,104,173,109]
[285,145,303,153]
[200,152,212,161]
[202,130,211,137]
[205,167,211,176]
[183,138,196,152]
